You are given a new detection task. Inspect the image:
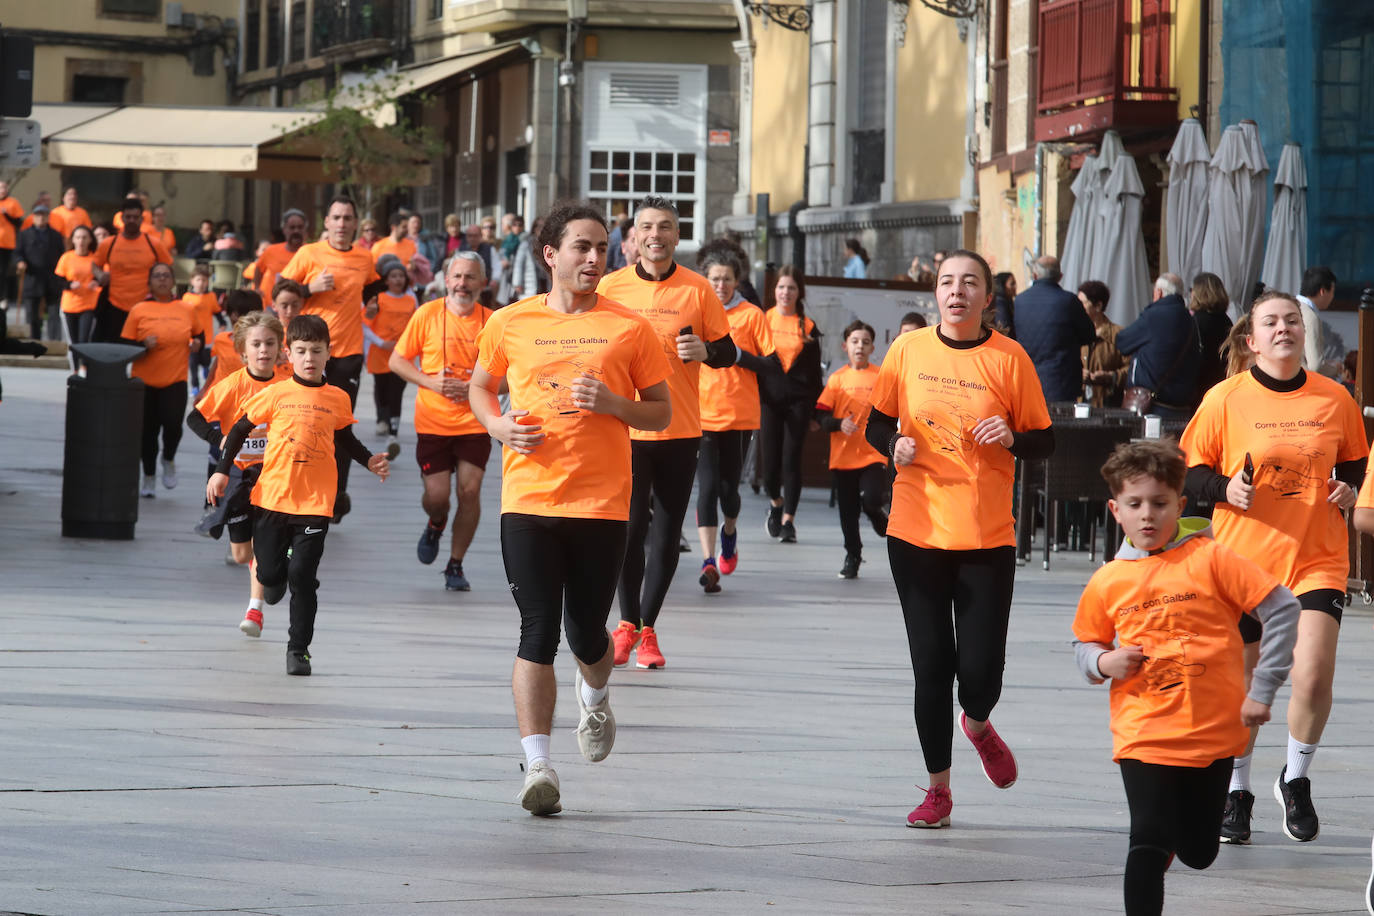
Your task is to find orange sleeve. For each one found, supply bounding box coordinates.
[279,247,313,283]
[1071,572,1117,645]
[150,237,172,265]
[752,309,776,356]
[195,375,232,426]
[332,387,356,429]
[477,313,509,377]
[1209,542,1280,615]
[93,237,113,269]
[1179,397,1224,470]
[393,305,426,361]
[55,252,73,281]
[1337,394,1370,463]
[869,342,903,416]
[242,385,275,427]
[818,371,840,411]
[120,306,142,340]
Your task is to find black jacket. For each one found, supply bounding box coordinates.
[760,310,823,407]
[15,225,65,300]
[1011,278,1095,403]
[1116,294,1202,409]
[1191,309,1232,407]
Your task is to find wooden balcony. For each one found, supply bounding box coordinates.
[1035,0,1179,142]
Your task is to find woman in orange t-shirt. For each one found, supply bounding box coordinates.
[759,266,822,543]
[1180,290,1367,843]
[55,225,100,370]
[865,250,1053,829]
[121,262,204,498]
[362,256,417,456]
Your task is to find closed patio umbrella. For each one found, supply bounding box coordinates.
[1096,152,1151,327]
[1201,124,1269,314]
[1237,120,1271,308]
[1060,153,1100,291]
[1165,118,1211,289]
[1259,142,1306,298]
[1084,131,1127,285]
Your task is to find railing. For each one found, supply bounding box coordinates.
[312,0,398,56]
[1037,0,1175,113]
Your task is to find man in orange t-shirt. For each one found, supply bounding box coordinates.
[278,195,383,520]
[389,251,493,592]
[596,195,734,670]
[50,187,93,244]
[370,211,418,269]
[253,209,308,305]
[469,202,672,816]
[92,196,172,343]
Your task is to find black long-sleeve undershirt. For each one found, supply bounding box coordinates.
[864,406,1054,460]
[703,334,737,369]
[186,408,215,443]
[736,348,779,377]
[1189,457,1367,507]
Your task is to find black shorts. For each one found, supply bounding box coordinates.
[416,432,492,476]
[1239,587,1344,643]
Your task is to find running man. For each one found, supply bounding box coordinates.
[389,251,494,592]
[92,196,172,343]
[252,209,309,306]
[469,202,671,816]
[597,195,735,669]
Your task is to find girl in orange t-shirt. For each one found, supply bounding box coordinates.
[362,257,417,458]
[760,266,822,543]
[816,320,888,580]
[55,225,100,371]
[183,264,220,393]
[865,250,1052,829]
[121,262,205,498]
[1180,291,1367,843]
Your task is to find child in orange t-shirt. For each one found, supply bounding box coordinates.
[208,315,389,676]
[1073,440,1297,916]
[196,289,266,508]
[183,263,221,394]
[816,320,888,580]
[362,255,417,458]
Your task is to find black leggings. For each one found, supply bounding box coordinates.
[141,381,188,475]
[64,311,96,371]
[619,437,699,629]
[1119,757,1232,916]
[760,399,809,516]
[834,463,888,555]
[696,429,748,528]
[889,537,1017,774]
[254,509,330,653]
[501,513,628,665]
[372,371,406,430]
[326,353,364,494]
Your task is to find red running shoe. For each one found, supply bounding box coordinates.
[718,529,738,574]
[612,621,639,667]
[907,783,952,828]
[961,712,1018,788]
[239,608,263,638]
[636,626,666,669]
[699,559,721,593]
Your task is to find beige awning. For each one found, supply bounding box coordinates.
[331,43,523,126]
[30,103,118,138]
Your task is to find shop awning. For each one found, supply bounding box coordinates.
[30,103,117,138]
[332,43,523,126]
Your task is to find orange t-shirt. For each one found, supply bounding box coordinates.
[768,309,815,373]
[1073,534,1279,765]
[54,251,99,314]
[195,365,292,468]
[477,294,672,520]
[363,290,417,374]
[254,241,298,300]
[1180,370,1368,595]
[819,363,886,471]
[122,299,196,389]
[147,226,176,252]
[393,298,492,436]
[50,205,92,240]
[181,291,218,340]
[279,241,377,358]
[94,232,173,312]
[869,327,1051,550]
[371,235,417,266]
[700,300,774,432]
[0,197,24,249]
[243,377,357,517]
[596,264,730,441]
[205,330,243,390]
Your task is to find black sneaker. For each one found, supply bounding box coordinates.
[870,511,888,538]
[444,558,471,592]
[1274,767,1319,842]
[417,522,443,565]
[262,580,288,606]
[287,650,312,676]
[1220,789,1254,844]
[331,491,351,525]
[838,553,861,579]
[779,521,797,543]
[766,505,783,538]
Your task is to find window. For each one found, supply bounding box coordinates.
[245,0,262,72]
[849,0,888,204]
[266,0,283,67]
[430,0,443,20]
[101,0,160,15]
[290,0,307,62]
[587,149,698,241]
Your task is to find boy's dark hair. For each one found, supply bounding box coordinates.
[191,263,212,279]
[900,311,927,329]
[271,276,308,302]
[222,289,263,320]
[538,201,608,251]
[842,319,875,342]
[1300,265,1337,297]
[287,314,330,347]
[1101,439,1187,496]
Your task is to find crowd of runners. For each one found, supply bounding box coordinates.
[76,187,1370,916]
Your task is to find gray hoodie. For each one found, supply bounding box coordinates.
[1072,517,1299,707]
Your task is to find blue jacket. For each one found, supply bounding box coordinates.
[1115,293,1201,409]
[1011,278,1096,402]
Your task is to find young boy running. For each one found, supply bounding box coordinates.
[188,311,292,635]
[183,264,221,394]
[208,315,390,676]
[815,320,887,579]
[1072,440,1298,916]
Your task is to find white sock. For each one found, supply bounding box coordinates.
[580,677,608,708]
[1286,735,1318,780]
[248,598,264,612]
[1229,754,1252,793]
[521,734,551,769]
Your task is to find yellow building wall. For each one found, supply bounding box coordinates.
[976,166,1036,283]
[1172,0,1203,119]
[894,9,969,202]
[748,25,808,211]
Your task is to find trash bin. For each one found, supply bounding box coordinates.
[62,343,145,539]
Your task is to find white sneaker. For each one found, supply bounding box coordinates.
[386,436,401,461]
[374,419,389,436]
[573,669,615,763]
[160,459,177,489]
[140,475,156,498]
[518,761,561,815]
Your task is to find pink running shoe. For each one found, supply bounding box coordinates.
[907,783,952,828]
[239,608,263,638]
[961,712,1017,788]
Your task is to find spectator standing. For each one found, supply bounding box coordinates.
[185,220,216,260]
[0,179,23,307]
[498,215,525,304]
[19,191,52,231]
[91,196,173,342]
[14,204,65,340]
[1077,280,1127,408]
[212,220,245,260]
[407,212,443,271]
[442,213,463,257]
[357,218,380,251]
[461,224,502,293]
[1012,255,1096,403]
[1188,271,1233,407]
[842,239,869,279]
[1115,273,1201,420]
[992,271,1017,338]
[510,217,547,300]
[1297,266,1336,376]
